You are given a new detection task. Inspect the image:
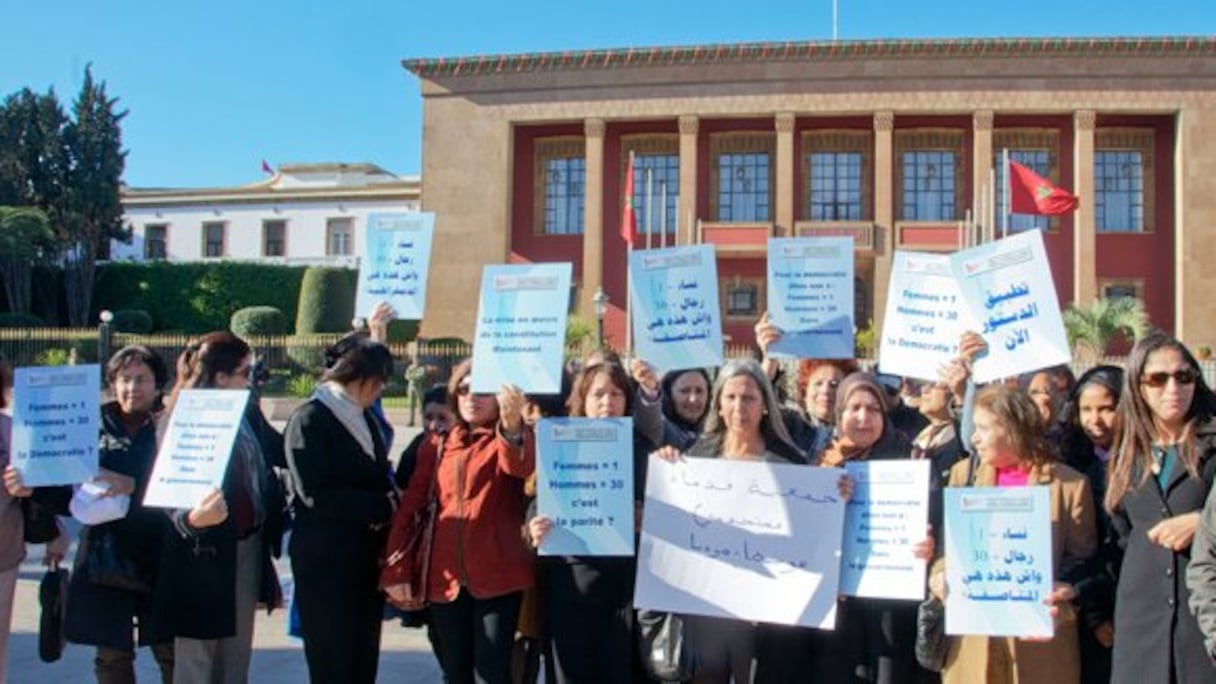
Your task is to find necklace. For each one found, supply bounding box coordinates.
[1151,445,1171,476]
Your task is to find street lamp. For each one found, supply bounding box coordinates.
[98,310,114,385]
[592,287,609,349]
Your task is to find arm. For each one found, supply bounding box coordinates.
[1186,485,1216,659]
[285,408,394,528]
[495,426,536,480]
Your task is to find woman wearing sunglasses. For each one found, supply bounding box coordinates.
[1107,332,1216,683]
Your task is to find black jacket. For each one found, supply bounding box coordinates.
[1110,420,1216,684]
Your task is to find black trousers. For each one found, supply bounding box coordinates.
[429,588,523,684]
[294,559,385,684]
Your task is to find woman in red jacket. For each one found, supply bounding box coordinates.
[382,359,534,684]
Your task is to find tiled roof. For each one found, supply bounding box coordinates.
[403,36,1216,78]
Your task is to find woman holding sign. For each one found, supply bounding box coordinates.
[929,385,1096,684]
[1106,333,1216,683]
[382,360,535,684]
[156,332,286,684]
[526,359,654,683]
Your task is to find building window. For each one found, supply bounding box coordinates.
[807,152,863,221]
[725,281,761,317]
[1102,281,1140,300]
[262,220,286,257]
[533,138,586,236]
[326,218,353,256]
[901,151,957,221]
[144,224,167,260]
[995,149,1051,232]
[202,222,225,258]
[632,153,679,235]
[854,276,868,325]
[1096,150,1144,233]
[710,133,774,223]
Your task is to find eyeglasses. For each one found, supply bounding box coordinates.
[1141,369,1198,388]
[455,383,472,396]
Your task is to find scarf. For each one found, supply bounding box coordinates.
[314,381,375,459]
[818,433,869,468]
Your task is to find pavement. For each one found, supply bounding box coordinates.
[5,420,448,684]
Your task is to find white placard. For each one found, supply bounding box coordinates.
[840,460,930,599]
[11,365,100,486]
[143,389,250,509]
[878,252,974,382]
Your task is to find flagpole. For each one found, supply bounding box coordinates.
[1001,149,1010,239]
[960,211,968,251]
[625,151,635,357]
[977,190,986,246]
[988,167,997,243]
[660,181,668,249]
[644,168,653,251]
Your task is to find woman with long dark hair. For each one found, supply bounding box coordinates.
[285,333,397,683]
[1106,333,1216,683]
[157,331,286,684]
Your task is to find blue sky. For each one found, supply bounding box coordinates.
[2,0,1211,188]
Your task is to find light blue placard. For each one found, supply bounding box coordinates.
[470,262,572,394]
[11,365,101,486]
[766,237,855,359]
[629,244,724,373]
[877,251,976,382]
[950,231,1070,383]
[143,389,251,509]
[944,486,1054,638]
[536,417,635,557]
[840,460,930,600]
[355,212,435,320]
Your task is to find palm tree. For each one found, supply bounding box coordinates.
[1063,297,1150,360]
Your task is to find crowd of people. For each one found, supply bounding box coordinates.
[4,302,1216,684]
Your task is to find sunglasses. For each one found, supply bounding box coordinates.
[1141,369,1198,388]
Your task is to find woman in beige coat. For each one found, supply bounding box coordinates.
[930,384,1097,684]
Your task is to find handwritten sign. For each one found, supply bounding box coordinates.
[944,486,1053,638]
[951,231,1069,383]
[629,244,724,373]
[536,417,635,557]
[766,237,855,359]
[10,365,100,486]
[634,457,846,628]
[355,212,434,320]
[878,252,975,382]
[470,262,572,394]
[143,389,250,509]
[840,460,930,600]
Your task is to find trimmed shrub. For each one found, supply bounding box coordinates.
[0,312,45,328]
[230,306,287,338]
[286,373,316,398]
[295,267,355,334]
[110,309,154,334]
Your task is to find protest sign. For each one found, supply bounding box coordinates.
[766,237,855,359]
[143,389,250,509]
[470,262,572,394]
[355,212,434,320]
[634,457,846,628]
[878,252,974,382]
[840,460,930,600]
[10,365,100,486]
[944,486,1054,638]
[536,417,635,557]
[629,244,724,373]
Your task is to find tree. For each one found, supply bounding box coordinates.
[0,206,55,313]
[1063,297,1150,360]
[61,66,128,326]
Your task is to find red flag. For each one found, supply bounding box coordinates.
[261,159,274,175]
[1008,160,1078,215]
[620,154,638,246]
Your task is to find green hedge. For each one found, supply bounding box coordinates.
[0,312,45,328]
[111,308,154,334]
[230,306,287,337]
[295,267,355,334]
[93,262,356,333]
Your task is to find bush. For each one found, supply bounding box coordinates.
[0,312,45,328]
[110,309,154,334]
[286,373,316,398]
[34,348,71,366]
[230,306,287,338]
[295,267,355,334]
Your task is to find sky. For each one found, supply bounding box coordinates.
[2,0,1211,189]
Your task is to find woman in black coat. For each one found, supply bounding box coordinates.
[156,332,287,684]
[1106,333,1216,683]
[285,334,397,684]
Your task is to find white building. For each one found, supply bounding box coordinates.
[115,163,421,266]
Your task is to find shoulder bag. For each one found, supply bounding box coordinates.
[382,435,443,610]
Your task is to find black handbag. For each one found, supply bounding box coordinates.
[83,526,153,594]
[21,497,59,544]
[637,610,695,682]
[38,565,70,663]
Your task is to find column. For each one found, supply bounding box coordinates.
[582,118,606,317]
[872,111,895,334]
[678,116,699,244]
[1073,110,1097,306]
[972,110,994,237]
[775,112,796,236]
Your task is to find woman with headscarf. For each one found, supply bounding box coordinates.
[1106,333,1216,683]
[658,368,712,450]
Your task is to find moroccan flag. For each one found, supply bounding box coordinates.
[261,159,274,175]
[1008,160,1078,215]
[620,154,638,246]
